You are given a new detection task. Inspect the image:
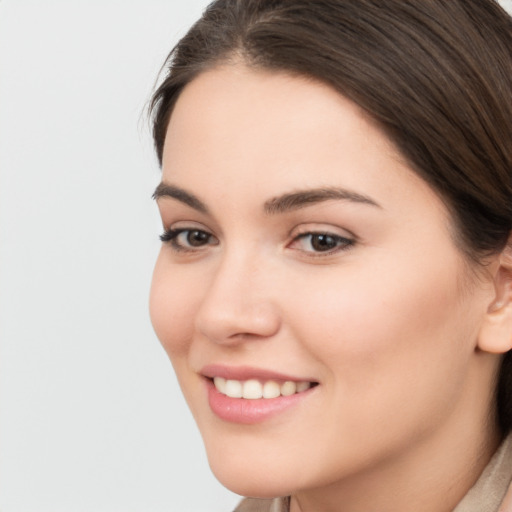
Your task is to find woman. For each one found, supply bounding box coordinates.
[148,1,512,510]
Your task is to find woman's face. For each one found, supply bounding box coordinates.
[150,65,497,497]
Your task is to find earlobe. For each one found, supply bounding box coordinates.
[478,303,512,354]
[478,244,512,354]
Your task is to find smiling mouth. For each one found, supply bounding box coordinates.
[211,377,318,399]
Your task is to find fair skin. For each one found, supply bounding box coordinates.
[150,64,512,512]
[501,483,512,512]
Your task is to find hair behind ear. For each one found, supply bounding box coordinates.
[498,353,512,434]
[476,241,512,433]
[496,244,512,433]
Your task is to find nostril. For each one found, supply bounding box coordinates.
[195,300,281,345]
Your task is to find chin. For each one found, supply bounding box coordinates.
[206,449,297,499]
[212,468,290,499]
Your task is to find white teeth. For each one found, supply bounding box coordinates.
[243,379,263,399]
[280,381,297,396]
[213,377,313,399]
[296,381,311,393]
[225,379,243,398]
[213,376,226,394]
[263,380,281,399]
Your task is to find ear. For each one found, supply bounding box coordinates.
[478,243,512,354]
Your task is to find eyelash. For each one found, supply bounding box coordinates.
[159,228,355,256]
[160,228,218,252]
[290,231,355,256]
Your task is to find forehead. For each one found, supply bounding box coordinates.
[161,65,451,227]
[163,65,390,172]
[165,65,385,153]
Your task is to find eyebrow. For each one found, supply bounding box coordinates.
[263,187,381,214]
[152,182,381,215]
[152,182,209,214]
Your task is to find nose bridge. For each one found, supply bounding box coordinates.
[194,246,280,343]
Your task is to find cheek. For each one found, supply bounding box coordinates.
[271,253,480,465]
[149,252,199,358]
[285,249,476,392]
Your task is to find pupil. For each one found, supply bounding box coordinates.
[311,234,336,251]
[187,230,209,247]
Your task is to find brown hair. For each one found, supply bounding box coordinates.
[150,0,512,432]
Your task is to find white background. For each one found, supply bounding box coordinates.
[0,1,239,511]
[1,1,511,512]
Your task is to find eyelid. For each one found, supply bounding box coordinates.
[159,223,219,252]
[287,224,357,257]
[160,219,211,238]
[289,223,356,241]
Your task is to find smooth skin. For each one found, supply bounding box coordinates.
[501,483,512,512]
[150,64,512,512]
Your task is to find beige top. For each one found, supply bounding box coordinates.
[233,435,512,512]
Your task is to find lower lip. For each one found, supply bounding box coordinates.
[206,379,315,424]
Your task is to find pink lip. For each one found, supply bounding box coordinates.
[201,364,315,383]
[201,365,318,425]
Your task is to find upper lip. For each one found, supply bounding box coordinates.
[200,364,317,383]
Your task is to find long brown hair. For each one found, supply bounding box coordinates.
[150,0,512,433]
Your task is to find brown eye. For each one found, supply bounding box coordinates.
[186,230,211,247]
[310,234,339,252]
[289,231,354,255]
[160,227,218,251]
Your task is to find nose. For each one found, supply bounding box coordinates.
[194,253,281,345]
